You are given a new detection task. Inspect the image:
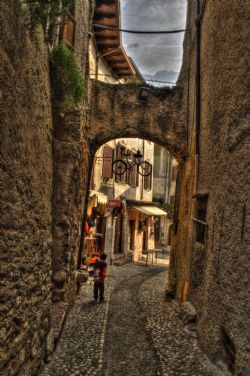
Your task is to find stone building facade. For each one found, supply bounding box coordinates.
[0,2,53,375]
[167,1,250,374]
[153,146,178,249]
[1,0,94,374]
[1,0,249,375]
[91,138,157,263]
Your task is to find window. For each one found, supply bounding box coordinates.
[127,150,138,186]
[170,195,175,206]
[171,165,177,181]
[102,145,114,179]
[144,162,152,191]
[194,195,208,244]
[61,14,76,47]
[115,144,126,183]
[159,148,167,177]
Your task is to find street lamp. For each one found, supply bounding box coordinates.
[138,86,151,101]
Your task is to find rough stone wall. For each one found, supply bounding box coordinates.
[89,81,187,158]
[51,110,90,303]
[51,0,95,303]
[0,1,53,374]
[171,1,250,374]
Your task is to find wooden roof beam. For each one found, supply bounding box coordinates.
[96,36,119,41]
[107,57,127,63]
[111,62,130,68]
[94,13,116,19]
[95,0,116,5]
[97,42,119,49]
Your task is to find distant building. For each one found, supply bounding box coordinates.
[89,0,143,84]
[89,138,167,263]
[153,145,178,249]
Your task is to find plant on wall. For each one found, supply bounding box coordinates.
[49,43,85,109]
[24,0,74,42]
[150,85,174,99]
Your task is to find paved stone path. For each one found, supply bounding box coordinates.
[102,268,163,376]
[40,263,225,376]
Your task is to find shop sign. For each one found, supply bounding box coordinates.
[109,199,122,208]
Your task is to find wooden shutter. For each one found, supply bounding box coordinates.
[62,15,76,47]
[102,146,114,179]
[144,163,152,190]
[128,151,138,186]
[115,144,121,182]
[121,146,127,183]
[127,150,132,185]
[115,144,126,183]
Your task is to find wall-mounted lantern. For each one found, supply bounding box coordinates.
[138,86,151,101]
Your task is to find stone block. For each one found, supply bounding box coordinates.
[180,301,197,325]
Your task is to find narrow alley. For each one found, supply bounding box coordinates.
[1,1,249,375]
[40,263,224,376]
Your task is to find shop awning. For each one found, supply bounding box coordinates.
[132,206,167,216]
[89,190,108,205]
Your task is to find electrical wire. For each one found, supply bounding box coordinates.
[145,79,176,84]
[93,24,187,34]
[89,74,178,84]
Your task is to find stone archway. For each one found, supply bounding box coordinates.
[88,81,187,158]
[51,79,188,303]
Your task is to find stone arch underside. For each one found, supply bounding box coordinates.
[88,81,187,157]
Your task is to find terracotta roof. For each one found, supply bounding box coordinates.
[93,0,142,79]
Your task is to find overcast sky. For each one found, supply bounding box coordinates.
[120,0,187,83]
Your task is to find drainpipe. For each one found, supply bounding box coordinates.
[140,140,145,200]
[77,150,96,270]
[195,0,201,195]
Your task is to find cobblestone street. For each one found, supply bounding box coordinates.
[40,264,225,376]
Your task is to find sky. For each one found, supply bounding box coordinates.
[120,0,187,83]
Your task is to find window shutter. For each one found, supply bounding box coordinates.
[62,15,76,47]
[127,150,133,186]
[115,144,127,183]
[131,152,138,186]
[121,146,127,183]
[144,163,152,190]
[115,144,121,182]
[102,146,114,179]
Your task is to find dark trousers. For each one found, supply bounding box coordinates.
[94,282,104,301]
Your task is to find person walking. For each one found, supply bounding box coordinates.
[93,253,107,303]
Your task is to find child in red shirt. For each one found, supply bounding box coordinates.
[93,253,107,303]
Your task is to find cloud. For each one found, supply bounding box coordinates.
[144,70,179,83]
[120,0,187,77]
[125,43,140,48]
